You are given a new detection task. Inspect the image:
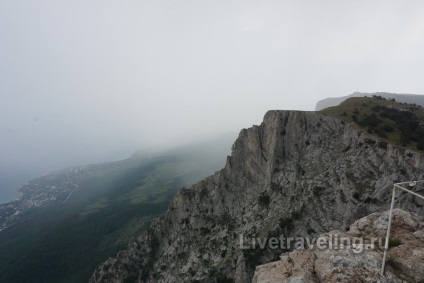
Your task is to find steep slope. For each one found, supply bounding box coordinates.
[0,134,234,283]
[315,92,424,111]
[91,110,424,283]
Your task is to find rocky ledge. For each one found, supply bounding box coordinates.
[253,209,424,283]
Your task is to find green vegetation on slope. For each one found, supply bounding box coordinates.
[320,95,424,151]
[0,135,234,283]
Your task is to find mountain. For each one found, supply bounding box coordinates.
[315,92,424,111]
[91,101,424,282]
[0,133,235,283]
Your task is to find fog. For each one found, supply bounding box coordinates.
[1,0,424,202]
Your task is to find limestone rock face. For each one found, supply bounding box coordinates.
[90,111,424,283]
[252,209,424,283]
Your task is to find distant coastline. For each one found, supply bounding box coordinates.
[0,189,19,205]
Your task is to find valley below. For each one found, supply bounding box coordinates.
[0,135,234,283]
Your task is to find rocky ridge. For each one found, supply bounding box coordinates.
[315,92,424,111]
[91,110,424,282]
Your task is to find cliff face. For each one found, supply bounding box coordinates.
[91,110,424,283]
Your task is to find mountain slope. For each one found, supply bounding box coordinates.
[91,110,424,282]
[0,134,235,283]
[321,96,424,152]
[315,92,424,111]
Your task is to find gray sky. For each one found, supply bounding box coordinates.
[1,0,424,201]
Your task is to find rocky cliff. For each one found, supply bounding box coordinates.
[91,110,424,283]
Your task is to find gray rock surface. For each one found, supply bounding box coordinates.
[252,209,424,283]
[90,110,424,283]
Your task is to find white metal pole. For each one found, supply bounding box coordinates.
[396,184,424,199]
[380,181,424,276]
[380,184,396,276]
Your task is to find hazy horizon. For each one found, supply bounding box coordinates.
[2,0,424,203]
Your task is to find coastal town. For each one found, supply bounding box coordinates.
[0,167,91,231]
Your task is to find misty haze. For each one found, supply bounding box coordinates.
[2,0,424,203]
[1,1,424,283]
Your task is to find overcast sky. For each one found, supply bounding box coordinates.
[1,0,424,201]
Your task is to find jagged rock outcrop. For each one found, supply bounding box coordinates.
[91,110,424,283]
[252,209,424,283]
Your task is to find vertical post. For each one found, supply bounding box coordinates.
[380,184,397,276]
